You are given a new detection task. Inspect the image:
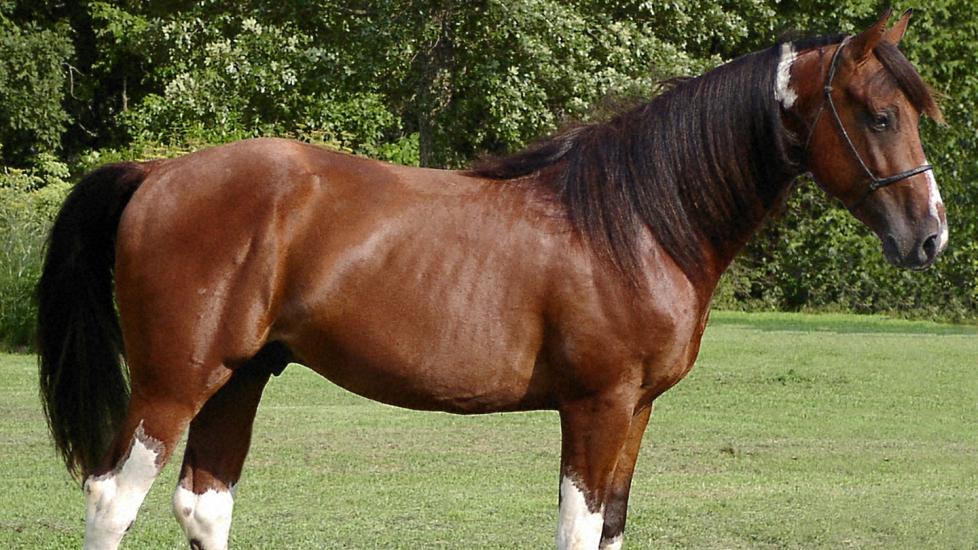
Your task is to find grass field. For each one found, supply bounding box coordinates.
[2,311,977,549]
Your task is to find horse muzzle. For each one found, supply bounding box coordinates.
[881,224,946,270]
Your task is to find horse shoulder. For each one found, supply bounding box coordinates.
[541,239,711,402]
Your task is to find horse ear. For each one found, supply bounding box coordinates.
[847,8,892,64]
[884,8,912,45]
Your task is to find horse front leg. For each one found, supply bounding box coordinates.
[556,394,637,550]
[599,404,653,550]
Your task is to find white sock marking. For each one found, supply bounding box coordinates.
[924,163,948,251]
[173,485,236,550]
[84,423,162,550]
[600,533,624,550]
[557,475,604,550]
[775,43,799,109]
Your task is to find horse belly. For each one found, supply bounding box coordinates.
[275,231,553,413]
[286,327,548,413]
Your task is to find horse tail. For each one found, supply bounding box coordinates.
[36,162,150,478]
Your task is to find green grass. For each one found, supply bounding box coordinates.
[2,311,977,548]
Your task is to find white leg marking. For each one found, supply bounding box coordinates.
[924,163,949,251]
[557,475,604,550]
[84,423,162,550]
[600,534,624,550]
[774,43,798,109]
[173,484,236,550]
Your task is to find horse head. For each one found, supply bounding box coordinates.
[782,9,947,269]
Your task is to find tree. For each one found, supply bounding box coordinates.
[0,13,74,165]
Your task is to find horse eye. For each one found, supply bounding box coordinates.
[870,112,892,132]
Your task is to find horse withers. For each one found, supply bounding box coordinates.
[37,9,945,550]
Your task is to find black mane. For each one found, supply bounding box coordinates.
[472,43,800,283]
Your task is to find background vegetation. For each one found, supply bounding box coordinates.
[2,1,977,349]
[3,312,977,547]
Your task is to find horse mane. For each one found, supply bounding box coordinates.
[471,44,798,284]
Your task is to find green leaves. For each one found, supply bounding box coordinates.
[0,156,70,349]
[0,15,73,165]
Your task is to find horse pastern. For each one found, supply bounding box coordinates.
[599,533,624,550]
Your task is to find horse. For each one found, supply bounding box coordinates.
[37,9,945,550]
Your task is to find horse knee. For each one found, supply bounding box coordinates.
[173,485,235,550]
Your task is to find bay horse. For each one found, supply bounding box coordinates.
[37,9,945,550]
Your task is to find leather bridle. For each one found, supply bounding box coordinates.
[804,36,933,212]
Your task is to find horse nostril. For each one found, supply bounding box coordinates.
[922,234,939,260]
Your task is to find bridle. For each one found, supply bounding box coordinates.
[803,36,933,212]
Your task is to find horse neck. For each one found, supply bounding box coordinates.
[698,172,799,282]
[639,87,802,284]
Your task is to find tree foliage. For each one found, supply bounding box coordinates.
[0,11,74,164]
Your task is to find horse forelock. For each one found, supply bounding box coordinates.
[873,41,943,123]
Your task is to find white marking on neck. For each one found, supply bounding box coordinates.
[173,485,236,550]
[775,43,799,109]
[557,475,604,550]
[84,423,162,550]
[924,162,948,251]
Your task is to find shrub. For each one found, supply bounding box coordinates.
[0,156,70,350]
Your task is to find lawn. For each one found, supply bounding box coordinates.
[1,311,976,548]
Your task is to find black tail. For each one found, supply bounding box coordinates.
[36,162,150,477]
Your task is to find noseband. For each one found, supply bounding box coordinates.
[804,36,933,212]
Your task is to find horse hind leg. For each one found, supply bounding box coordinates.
[83,341,270,549]
[83,388,203,549]
[173,342,289,550]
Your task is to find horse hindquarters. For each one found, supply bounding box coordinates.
[33,163,185,549]
[38,157,287,549]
